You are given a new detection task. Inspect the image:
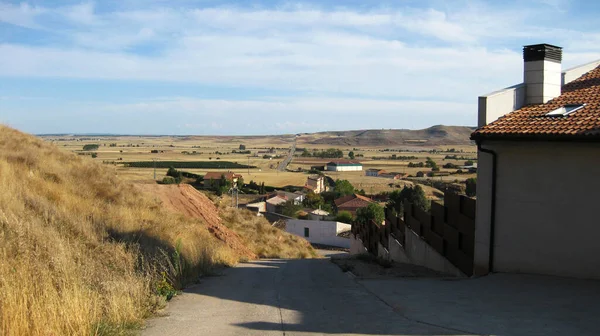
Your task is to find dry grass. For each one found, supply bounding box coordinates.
[218,202,317,259]
[0,126,237,335]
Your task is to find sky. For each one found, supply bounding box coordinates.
[1,0,600,135]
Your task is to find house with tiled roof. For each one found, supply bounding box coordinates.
[203,171,242,189]
[334,194,374,216]
[471,43,600,279]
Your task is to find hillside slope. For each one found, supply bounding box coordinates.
[136,184,257,260]
[298,125,475,146]
[0,126,249,335]
[136,184,316,260]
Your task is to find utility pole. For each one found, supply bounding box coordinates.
[152,158,157,180]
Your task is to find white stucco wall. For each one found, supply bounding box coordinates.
[562,59,600,85]
[286,220,351,248]
[475,141,600,279]
[478,84,526,128]
[327,165,363,172]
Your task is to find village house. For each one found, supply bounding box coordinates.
[472,43,600,279]
[366,169,406,179]
[366,168,385,177]
[326,160,363,172]
[265,191,305,213]
[334,194,374,216]
[286,219,351,248]
[305,175,326,194]
[203,171,241,189]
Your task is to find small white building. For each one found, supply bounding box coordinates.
[286,219,351,248]
[309,209,330,221]
[326,160,363,172]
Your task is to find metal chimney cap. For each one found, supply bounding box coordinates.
[523,43,562,63]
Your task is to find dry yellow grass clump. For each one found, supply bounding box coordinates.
[218,203,317,259]
[0,126,236,335]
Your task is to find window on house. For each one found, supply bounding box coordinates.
[546,104,585,116]
[304,227,310,237]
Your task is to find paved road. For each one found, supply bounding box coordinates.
[143,252,459,336]
[277,136,297,172]
[144,251,600,336]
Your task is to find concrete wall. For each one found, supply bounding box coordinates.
[388,236,410,263]
[404,229,466,277]
[562,59,600,85]
[475,141,600,279]
[478,84,525,127]
[286,219,351,248]
[350,235,367,254]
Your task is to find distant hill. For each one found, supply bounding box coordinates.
[297,125,476,147]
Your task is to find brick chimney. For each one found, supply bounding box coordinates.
[523,43,562,105]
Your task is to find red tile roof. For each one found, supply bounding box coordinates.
[334,194,374,207]
[472,65,600,141]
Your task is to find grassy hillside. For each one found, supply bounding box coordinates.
[298,125,476,146]
[219,204,317,259]
[0,126,240,335]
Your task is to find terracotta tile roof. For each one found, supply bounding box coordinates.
[334,194,374,207]
[472,65,600,141]
[204,172,241,180]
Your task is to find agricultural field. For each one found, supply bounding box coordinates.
[40,129,476,197]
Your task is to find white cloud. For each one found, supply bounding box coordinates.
[1,1,600,134]
[0,2,46,29]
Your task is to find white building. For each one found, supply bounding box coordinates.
[326,160,363,172]
[472,43,600,279]
[286,219,351,248]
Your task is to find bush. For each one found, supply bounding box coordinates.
[336,211,353,224]
[356,203,385,225]
[82,144,99,151]
[465,178,477,197]
[161,176,177,184]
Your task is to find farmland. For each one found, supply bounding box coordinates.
[40,126,476,197]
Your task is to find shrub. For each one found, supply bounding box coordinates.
[161,176,177,184]
[465,178,477,197]
[82,144,99,151]
[336,211,353,224]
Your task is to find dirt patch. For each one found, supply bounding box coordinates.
[331,254,447,279]
[136,183,257,260]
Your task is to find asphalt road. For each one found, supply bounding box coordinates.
[142,251,459,336]
[277,137,296,172]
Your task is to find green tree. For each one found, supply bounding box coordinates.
[356,203,385,225]
[236,176,244,189]
[464,160,475,166]
[386,185,429,215]
[334,179,355,197]
[336,211,353,224]
[348,151,355,159]
[465,178,477,197]
[303,191,325,209]
[281,201,302,218]
[239,144,246,150]
[82,144,99,151]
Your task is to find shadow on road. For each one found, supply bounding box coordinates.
[179,257,470,335]
[149,252,600,336]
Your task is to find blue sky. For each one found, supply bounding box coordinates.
[1,0,600,135]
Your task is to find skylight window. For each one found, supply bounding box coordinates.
[546,104,585,116]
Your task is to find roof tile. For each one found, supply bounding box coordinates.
[472,66,600,141]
